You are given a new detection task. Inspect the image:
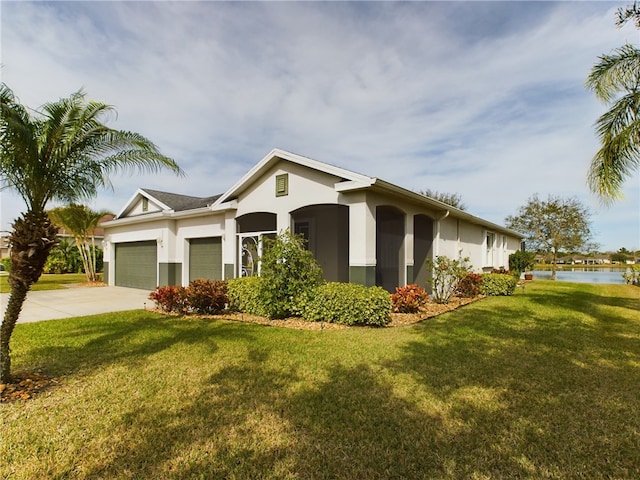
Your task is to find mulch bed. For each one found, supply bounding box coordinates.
[2,295,481,402]
[0,371,59,403]
[170,295,482,330]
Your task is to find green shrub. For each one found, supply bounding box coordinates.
[481,273,518,296]
[509,250,535,275]
[44,239,82,274]
[391,284,429,313]
[258,231,324,319]
[227,276,267,316]
[622,265,640,286]
[186,279,228,315]
[302,282,392,327]
[1,257,10,272]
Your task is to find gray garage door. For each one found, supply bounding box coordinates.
[189,237,222,282]
[115,241,157,290]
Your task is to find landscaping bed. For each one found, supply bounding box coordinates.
[151,295,483,330]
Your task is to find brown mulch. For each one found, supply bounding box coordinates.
[158,295,483,330]
[388,295,481,327]
[65,281,106,288]
[0,371,59,403]
[4,295,482,402]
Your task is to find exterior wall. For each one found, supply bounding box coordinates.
[235,161,343,228]
[104,156,522,291]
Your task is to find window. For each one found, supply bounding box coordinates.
[275,174,288,197]
[486,232,495,266]
[142,197,149,212]
[294,221,311,250]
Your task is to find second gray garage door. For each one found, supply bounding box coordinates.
[189,237,222,282]
[115,241,157,290]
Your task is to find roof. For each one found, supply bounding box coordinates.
[140,189,221,212]
[105,148,523,239]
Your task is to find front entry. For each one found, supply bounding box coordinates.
[236,212,277,277]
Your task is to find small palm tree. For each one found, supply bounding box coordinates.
[48,204,113,283]
[585,3,640,204]
[0,84,183,382]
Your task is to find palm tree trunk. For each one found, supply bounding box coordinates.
[0,283,28,382]
[0,210,58,383]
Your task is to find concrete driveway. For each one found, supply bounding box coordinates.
[0,286,152,324]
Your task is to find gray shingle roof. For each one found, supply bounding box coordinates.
[141,188,221,212]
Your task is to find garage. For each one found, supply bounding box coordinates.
[115,241,157,290]
[189,237,222,282]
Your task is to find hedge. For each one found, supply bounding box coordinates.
[480,273,518,296]
[302,282,392,327]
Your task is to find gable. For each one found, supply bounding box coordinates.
[233,159,349,217]
[116,188,222,219]
[215,148,374,206]
[121,194,167,218]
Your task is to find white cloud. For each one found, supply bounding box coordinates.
[1,1,637,251]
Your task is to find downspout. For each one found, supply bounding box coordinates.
[434,209,450,257]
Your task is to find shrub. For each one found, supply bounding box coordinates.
[426,256,473,304]
[303,282,392,327]
[1,257,10,272]
[149,285,188,313]
[258,231,324,319]
[509,250,535,274]
[186,279,228,315]
[391,284,429,313]
[481,273,518,296]
[227,276,266,316]
[622,265,640,286]
[456,273,483,298]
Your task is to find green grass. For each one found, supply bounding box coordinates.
[0,273,88,293]
[2,281,639,479]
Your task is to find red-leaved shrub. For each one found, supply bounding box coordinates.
[456,273,483,298]
[185,279,228,315]
[391,284,429,313]
[149,285,188,313]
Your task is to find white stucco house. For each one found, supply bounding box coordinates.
[101,148,524,292]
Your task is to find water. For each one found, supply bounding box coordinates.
[532,267,629,285]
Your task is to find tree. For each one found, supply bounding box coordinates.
[0,84,183,382]
[505,195,593,280]
[48,204,112,282]
[418,189,466,210]
[585,2,640,204]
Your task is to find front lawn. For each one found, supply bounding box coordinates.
[0,273,89,293]
[1,281,639,479]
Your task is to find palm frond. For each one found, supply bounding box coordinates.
[586,44,640,103]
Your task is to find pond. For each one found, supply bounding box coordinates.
[532,267,630,285]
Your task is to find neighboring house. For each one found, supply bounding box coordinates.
[0,234,9,260]
[0,217,114,260]
[101,148,523,291]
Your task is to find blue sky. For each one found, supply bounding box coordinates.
[1,1,639,252]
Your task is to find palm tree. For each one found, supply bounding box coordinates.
[585,3,640,204]
[0,84,183,382]
[48,204,113,283]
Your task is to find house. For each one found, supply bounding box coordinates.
[101,148,523,291]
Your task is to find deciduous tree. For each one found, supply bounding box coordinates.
[505,195,593,280]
